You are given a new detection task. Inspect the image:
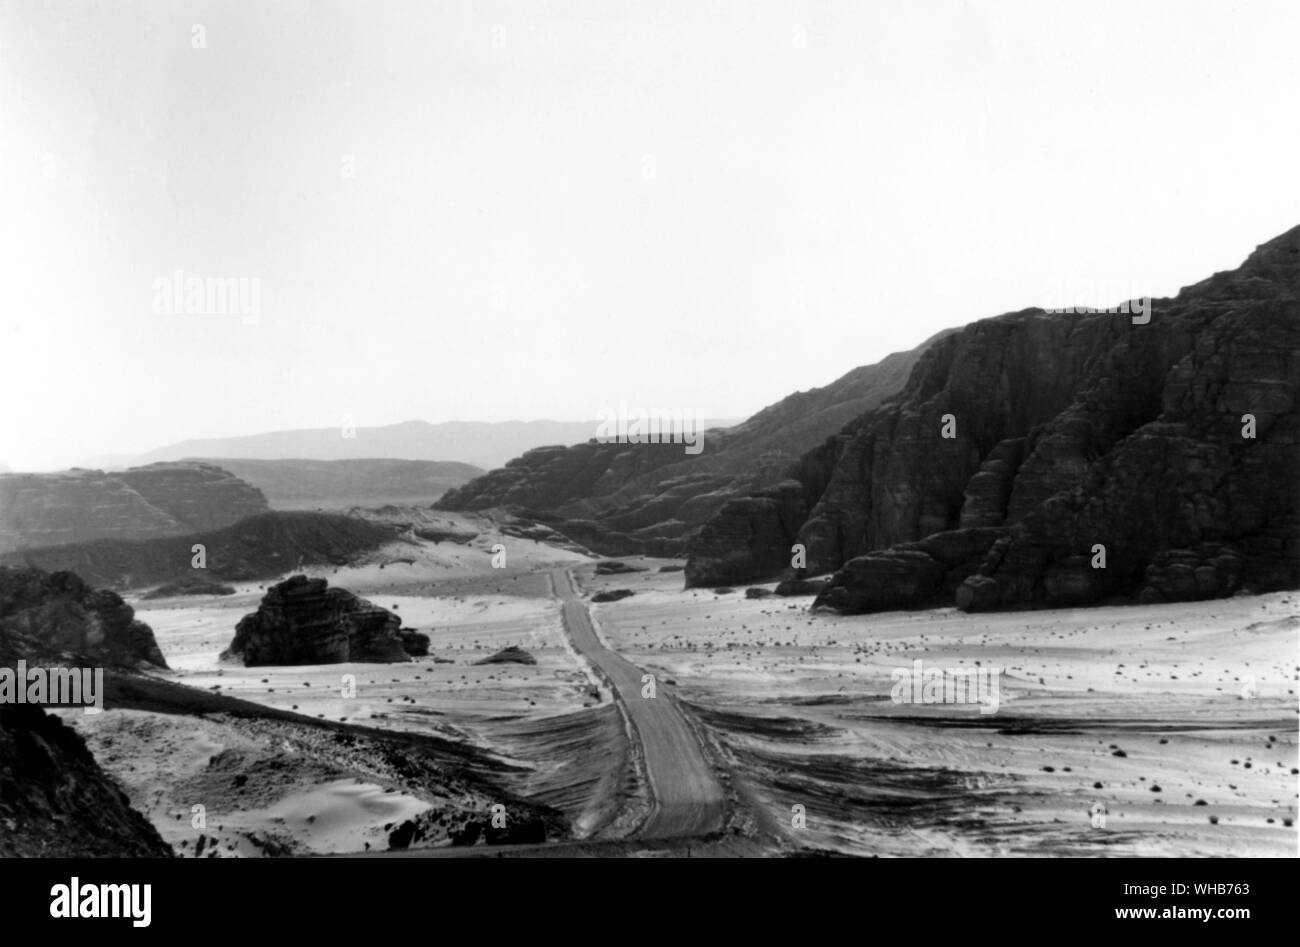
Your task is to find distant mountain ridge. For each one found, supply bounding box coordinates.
[194,458,484,510]
[86,418,740,472]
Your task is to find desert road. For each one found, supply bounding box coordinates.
[551,568,725,839]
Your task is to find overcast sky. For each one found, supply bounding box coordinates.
[2,0,1298,471]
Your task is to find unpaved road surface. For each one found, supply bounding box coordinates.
[551,568,724,839]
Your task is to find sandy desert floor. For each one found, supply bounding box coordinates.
[59,513,1300,857]
[583,562,1300,857]
[64,513,632,855]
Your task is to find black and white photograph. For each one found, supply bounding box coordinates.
[1,0,1296,928]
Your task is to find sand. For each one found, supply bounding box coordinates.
[583,563,1299,856]
[62,519,1298,857]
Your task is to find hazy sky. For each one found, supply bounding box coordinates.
[2,0,1298,471]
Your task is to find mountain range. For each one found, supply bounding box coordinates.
[85,419,738,473]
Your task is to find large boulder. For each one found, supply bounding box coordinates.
[222,575,423,665]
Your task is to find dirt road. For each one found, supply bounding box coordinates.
[550,568,724,839]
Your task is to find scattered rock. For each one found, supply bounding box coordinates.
[591,589,635,603]
[774,577,828,597]
[473,646,537,666]
[594,560,645,575]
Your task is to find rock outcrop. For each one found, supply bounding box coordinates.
[473,646,537,666]
[222,575,425,665]
[687,225,1300,613]
[0,703,173,856]
[590,589,635,603]
[0,462,268,554]
[435,340,937,556]
[0,566,168,668]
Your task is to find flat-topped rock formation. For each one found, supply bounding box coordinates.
[1,511,394,590]
[0,461,268,554]
[222,575,426,666]
[686,225,1300,612]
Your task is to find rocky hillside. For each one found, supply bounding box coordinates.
[0,511,395,590]
[222,575,429,665]
[686,226,1300,614]
[0,566,174,855]
[0,461,268,553]
[0,566,167,668]
[0,703,173,856]
[435,340,937,556]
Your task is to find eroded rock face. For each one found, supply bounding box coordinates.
[0,566,167,668]
[222,575,421,665]
[687,225,1300,612]
[0,703,173,857]
[0,462,268,554]
[684,480,810,587]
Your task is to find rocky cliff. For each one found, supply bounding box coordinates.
[0,566,167,668]
[0,703,173,856]
[0,461,268,553]
[222,575,428,665]
[435,340,937,556]
[686,226,1300,613]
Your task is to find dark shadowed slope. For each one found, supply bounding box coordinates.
[0,704,174,857]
